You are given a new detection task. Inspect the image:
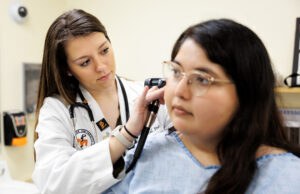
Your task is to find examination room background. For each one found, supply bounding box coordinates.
[0,0,299,182]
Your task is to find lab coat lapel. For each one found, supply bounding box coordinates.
[79,85,108,131]
[78,76,128,131]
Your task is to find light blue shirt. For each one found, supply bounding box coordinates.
[104,131,300,194]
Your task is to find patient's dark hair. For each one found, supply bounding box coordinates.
[171,19,300,194]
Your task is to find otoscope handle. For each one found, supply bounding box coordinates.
[145,100,160,128]
[125,100,160,173]
[125,126,150,173]
[126,78,165,173]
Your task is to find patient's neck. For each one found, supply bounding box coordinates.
[177,132,220,167]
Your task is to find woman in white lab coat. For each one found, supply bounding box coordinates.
[32,9,171,194]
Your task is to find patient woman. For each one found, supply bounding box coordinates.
[104,19,300,193]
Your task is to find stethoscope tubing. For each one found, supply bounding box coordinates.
[69,75,129,149]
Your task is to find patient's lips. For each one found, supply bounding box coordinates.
[172,105,192,116]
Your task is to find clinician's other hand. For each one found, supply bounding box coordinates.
[126,86,165,136]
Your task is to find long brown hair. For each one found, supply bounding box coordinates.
[171,19,300,193]
[35,9,109,128]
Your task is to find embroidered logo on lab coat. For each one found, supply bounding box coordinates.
[75,129,95,149]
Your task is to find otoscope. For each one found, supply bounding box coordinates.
[126,78,166,173]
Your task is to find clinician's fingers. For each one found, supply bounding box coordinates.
[126,86,150,134]
[145,87,164,103]
[136,86,149,107]
[158,97,165,105]
[148,86,158,92]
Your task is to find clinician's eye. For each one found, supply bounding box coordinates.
[101,47,109,55]
[80,59,90,67]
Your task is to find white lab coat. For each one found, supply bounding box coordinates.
[32,76,172,194]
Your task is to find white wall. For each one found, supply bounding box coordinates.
[67,0,300,81]
[0,0,67,181]
[0,0,300,181]
[0,0,67,111]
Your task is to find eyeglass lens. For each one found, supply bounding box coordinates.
[163,61,210,96]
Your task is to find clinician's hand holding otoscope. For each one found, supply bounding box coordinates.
[125,78,166,173]
[109,78,166,165]
[125,78,166,137]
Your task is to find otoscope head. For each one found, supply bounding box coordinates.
[144,78,166,88]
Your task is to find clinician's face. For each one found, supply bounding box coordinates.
[164,38,238,144]
[65,32,116,93]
